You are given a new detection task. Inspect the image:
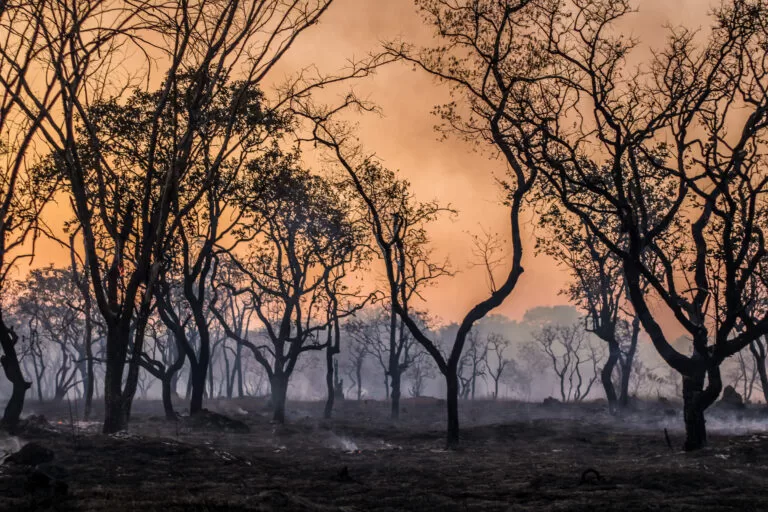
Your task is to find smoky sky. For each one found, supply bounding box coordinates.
[30,0,715,326]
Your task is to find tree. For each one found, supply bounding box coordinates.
[0,2,59,429]
[369,0,540,446]
[407,348,436,398]
[3,0,384,434]
[531,323,603,403]
[519,0,768,449]
[138,310,185,420]
[15,266,92,402]
[485,333,511,400]
[342,331,368,401]
[457,330,487,400]
[344,308,390,397]
[212,159,360,423]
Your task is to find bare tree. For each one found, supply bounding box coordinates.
[2,0,387,434]
[519,0,768,449]
[0,1,59,429]
[139,312,185,420]
[532,323,603,403]
[212,161,360,423]
[15,267,92,402]
[342,332,368,401]
[457,330,488,400]
[485,333,511,400]
[407,348,436,398]
[356,0,541,446]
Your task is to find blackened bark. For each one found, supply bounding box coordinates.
[619,317,641,408]
[682,362,722,451]
[446,368,460,448]
[324,343,335,419]
[390,368,401,420]
[602,340,620,414]
[235,343,244,398]
[0,316,30,430]
[103,327,130,434]
[161,377,176,420]
[189,364,206,415]
[271,373,288,423]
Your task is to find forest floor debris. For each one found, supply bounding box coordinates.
[0,397,767,510]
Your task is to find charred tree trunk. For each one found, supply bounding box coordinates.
[189,363,207,415]
[235,343,244,398]
[270,373,288,424]
[0,317,30,431]
[324,344,336,419]
[601,339,620,414]
[619,317,641,408]
[185,370,193,401]
[161,376,176,421]
[356,360,363,401]
[682,360,722,451]
[390,368,401,420]
[446,368,460,448]
[102,326,130,434]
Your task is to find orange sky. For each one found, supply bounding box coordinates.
[29,0,717,325]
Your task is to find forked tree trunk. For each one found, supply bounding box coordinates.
[682,363,722,451]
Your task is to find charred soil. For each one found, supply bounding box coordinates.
[0,397,766,511]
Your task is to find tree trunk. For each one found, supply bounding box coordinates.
[619,317,641,408]
[324,345,335,419]
[390,368,401,420]
[270,373,288,424]
[236,344,244,398]
[84,335,94,420]
[682,363,722,451]
[189,364,206,415]
[224,346,233,399]
[602,340,620,414]
[0,317,30,431]
[356,361,362,401]
[103,327,130,434]
[161,376,176,421]
[446,368,460,448]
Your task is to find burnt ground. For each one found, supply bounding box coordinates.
[1,396,767,511]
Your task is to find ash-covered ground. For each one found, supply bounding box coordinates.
[1,397,766,511]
